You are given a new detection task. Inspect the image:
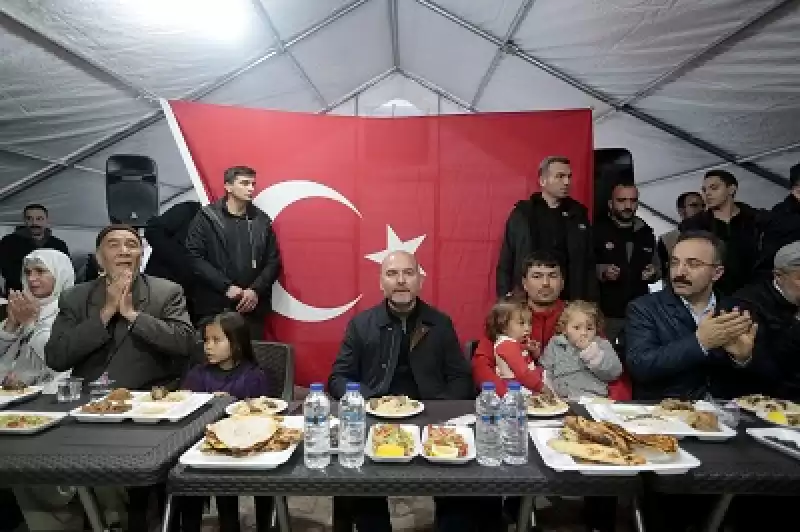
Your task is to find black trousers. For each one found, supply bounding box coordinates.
[177,496,273,532]
[333,496,504,532]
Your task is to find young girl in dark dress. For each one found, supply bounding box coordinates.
[179,312,274,532]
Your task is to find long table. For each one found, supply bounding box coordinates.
[0,392,230,532]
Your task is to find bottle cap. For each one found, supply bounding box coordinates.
[310,383,324,392]
[346,382,360,391]
[481,382,496,391]
[507,381,521,391]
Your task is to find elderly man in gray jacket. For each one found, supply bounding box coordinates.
[46,225,194,389]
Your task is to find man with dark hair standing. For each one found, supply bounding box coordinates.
[759,162,800,274]
[186,166,281,339]
[496,156,596,300]
[680,170,763,296]
[594,182,660,342]
[657,191,705,275]
[0,204,70,293]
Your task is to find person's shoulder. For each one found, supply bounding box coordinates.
[143,275,183,294]
[417,300,455,327]
[58,279,96,302]
[563,197,589,218]
[628,290,668,315]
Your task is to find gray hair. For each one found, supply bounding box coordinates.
[538,156,571,177]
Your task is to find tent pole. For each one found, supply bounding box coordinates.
[319,68,396,113]
[389,0,400,69]
[400,69,475,112]
[415,0,788,188]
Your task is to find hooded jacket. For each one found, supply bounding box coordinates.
[0,249,75,392]
[0,227,70,293]
[185,198,281,319]
[496,193,597,301]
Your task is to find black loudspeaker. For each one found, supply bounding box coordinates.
[106,155,159,226]
[594,148,634,219]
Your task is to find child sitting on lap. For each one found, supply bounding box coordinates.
[485,298,544,393]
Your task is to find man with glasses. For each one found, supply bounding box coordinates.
[625,230,755,400]
[657,192,705,277]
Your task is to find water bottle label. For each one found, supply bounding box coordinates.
[305,414,328,425]
[480,414,499,425]
[341,411,363,423]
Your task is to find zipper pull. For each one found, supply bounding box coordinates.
[252,259,257,269]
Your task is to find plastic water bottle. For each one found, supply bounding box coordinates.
[501,381,529,465]
[338,382,366,468]
[475,382,502,466]
[303,383,331,469]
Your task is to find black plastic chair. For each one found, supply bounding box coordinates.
[252,341,295,401]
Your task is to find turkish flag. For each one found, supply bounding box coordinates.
[167,101,592,386]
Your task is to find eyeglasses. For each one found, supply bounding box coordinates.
[669,258,718,270]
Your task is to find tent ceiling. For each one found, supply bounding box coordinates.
[0,0,798,231]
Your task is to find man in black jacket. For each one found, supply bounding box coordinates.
[0,204,70,294]
[329,251,495,532]
[657,191,704,275]
[496,156,596,300]
[719,242,800,401]
[626,231,755,400]
[680,170,763,296]
[758,163,800,275]
[185,166,281,339]
[144,200,201,320]
[594,182,660,343]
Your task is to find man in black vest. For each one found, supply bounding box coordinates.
[496,156,596,300]
[594,182,660,343]
[185,166,281,339]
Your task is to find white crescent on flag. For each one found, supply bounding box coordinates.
[254,180,362,322]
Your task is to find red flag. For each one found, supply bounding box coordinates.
[167,101,593,386]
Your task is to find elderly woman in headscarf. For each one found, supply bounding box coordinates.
[0,248,75,393]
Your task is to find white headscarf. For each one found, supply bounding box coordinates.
[21,249,75,309]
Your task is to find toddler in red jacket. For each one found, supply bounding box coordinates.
[485,299,543,393]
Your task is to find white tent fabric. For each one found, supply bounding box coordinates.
[1,0,799,256]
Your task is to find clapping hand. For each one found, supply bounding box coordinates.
[101,270,135,323]
[5,290,39,328]
[695,307,752,350]
[724,322,758,362]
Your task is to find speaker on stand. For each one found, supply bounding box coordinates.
[105,154,159,227]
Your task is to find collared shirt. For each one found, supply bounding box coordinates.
[681,292,716,355]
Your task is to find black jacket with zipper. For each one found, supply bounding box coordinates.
[679,202,764,296]
[758,194,800,275]
[593,215,659,319]
[496,193,597,301]
[327,300,474,401]
[185,198,281,319]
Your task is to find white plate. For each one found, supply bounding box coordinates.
[365,400,425,419]
[70,392,213,423]
[421,425,475,464]
[747,427,800,461]
[530,427,701,476]
[0,411,67,435]
[756,410,800,430]
[365,424,421,463]
[180,416,303,470]
[584,402,736,442]
[527,402,570,418]
[0,386,43,408]
[225,398,288,417]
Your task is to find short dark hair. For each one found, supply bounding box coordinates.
[676,192,703,209]
[202,312,255,363]
[704,169,738,188]
[790,163,800,188]
[676,230,725,264]
[223,166,256,184]
[521,251,563,277]
[95,224,142,248]
[23,204,48,217]
[538,156,571,177]
[485,298,531,343]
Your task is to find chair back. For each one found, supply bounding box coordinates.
[252,341,295,401]
[464,340,478,360]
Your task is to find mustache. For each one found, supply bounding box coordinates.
[672,276,691,285]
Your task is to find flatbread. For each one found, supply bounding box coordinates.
[206,416,278,451]
[548,439,646,466]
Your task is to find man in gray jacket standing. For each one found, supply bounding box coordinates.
[46,224,194,389]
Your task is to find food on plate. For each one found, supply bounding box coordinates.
[765,411,800,427]
[526,390,568,414]
[736,394,800,413]
[105,388,133,401]
[658,399,694,412]
[368,396,420,416]
[422,426,469,458]
[0,376,28,393]
[371,424,415,457]
[229,396,284,416]
[80,399,132,414]
[547,416,678,466]
[202,416,302,456]
[150,386,168,401]
[140,388,190,402]
[0,414,53,429]
[686,411,720,432]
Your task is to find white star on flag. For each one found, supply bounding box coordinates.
[364,225,426,275]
